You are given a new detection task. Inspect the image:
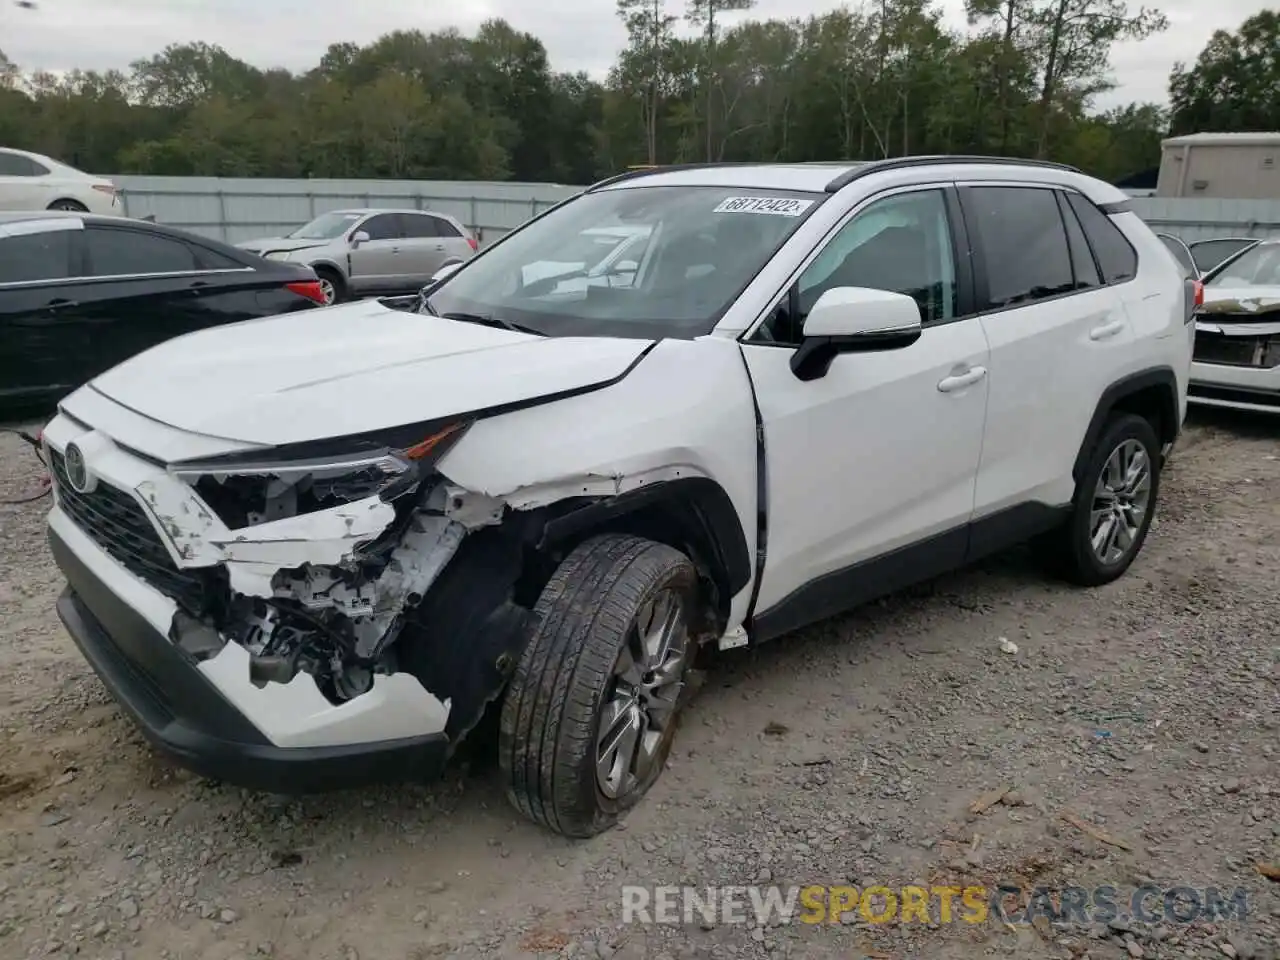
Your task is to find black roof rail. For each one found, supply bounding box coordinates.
[823,155,1083,193]
[586,161,792,192]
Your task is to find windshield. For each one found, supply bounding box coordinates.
[288,212,364,240]
[1206,243,1280,287]
[426,185,823,338]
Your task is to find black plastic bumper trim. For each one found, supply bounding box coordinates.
[50,528,450,793]
[1188,381,1280,409]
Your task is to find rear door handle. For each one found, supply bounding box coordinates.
[434,244,445,251]
[45,298,78,311]
[1089,319,1125,341]
[937,366,987,392]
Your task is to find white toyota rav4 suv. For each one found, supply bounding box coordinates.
[42,157,1196,837]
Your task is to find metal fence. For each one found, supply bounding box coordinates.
[110,176,582,247]
[107,175,1280,247]
[1127,197,1280,242]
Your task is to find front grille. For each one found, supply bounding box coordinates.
[1194,331,1280,368]
[50,449,219,613]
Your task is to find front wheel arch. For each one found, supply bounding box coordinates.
[537,477,752,632]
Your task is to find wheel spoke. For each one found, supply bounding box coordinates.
[596,699,643,799]
[614,627,645,688]
[595,584,693,801]
[634,725,662,779]
[641,592,679,669]
[1091,513,1117,556]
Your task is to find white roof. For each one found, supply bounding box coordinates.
[1163,132,1280,148]
[600,163,866,193]
[596,159,1128,206]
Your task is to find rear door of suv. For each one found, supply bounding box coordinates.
[959,183,1137,526]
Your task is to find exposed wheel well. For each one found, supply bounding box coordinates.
[311,263,344,285]
[534,478,752,635]
[1073,368,1179,485]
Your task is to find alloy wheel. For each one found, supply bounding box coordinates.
[1090,438,1152,565]
[595,589,690,801]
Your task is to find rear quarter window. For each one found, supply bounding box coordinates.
[1064,193,1137,284]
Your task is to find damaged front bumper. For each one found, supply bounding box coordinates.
[39,408,537,790]
[51,518,450,791]
[1190,316,1280,412]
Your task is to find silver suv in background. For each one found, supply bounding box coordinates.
[236,208,478,305]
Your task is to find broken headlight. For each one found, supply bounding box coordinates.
[168,421,471,529]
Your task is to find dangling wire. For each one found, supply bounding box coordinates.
[1,428,52,504]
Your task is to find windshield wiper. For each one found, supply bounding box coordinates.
[439,311,544,337]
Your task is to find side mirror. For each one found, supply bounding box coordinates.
[790,286,922,382]
[350,230,371,247]
[431,262,463,284]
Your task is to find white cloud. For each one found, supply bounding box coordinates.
[0,0,1269,110]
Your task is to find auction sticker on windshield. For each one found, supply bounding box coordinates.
[713,196,815,217]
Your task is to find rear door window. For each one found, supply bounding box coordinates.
[0,152,43,176]
[0,230,76,283]
[964,186,1075,309]
[400,214,439,239]
[84,227,200,276]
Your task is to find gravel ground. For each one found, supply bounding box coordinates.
[1,409,1278,960]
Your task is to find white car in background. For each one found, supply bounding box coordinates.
[1189,238,1280,413]
[0,147,120,214]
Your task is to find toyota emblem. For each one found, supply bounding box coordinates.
[63,442,92,493]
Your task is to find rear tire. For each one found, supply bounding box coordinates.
[313,267,345,305]
[47,199,88,212]
[1034,413,1161,586]
[499,534,699,838]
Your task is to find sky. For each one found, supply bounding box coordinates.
[0,0,1270,110]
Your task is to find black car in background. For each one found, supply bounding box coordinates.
[0,212,327,417]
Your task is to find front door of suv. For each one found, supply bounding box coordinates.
[346,213,406,294]
[740,186,991,628]
[959,184,1136,522]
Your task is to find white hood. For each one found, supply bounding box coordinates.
[87,300,654,447]
[236,237,329,254]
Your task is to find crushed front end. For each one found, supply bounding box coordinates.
[42,407,538,792]
[1190,297,1280,412]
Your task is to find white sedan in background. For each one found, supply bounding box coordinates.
[0,147,120,214]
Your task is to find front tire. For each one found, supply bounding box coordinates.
[48,199,88,212]
[499,534,699,838]
[313,267,345,305]
[1036,413,1161,586]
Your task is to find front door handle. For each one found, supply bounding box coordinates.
[938,366,987,393]
[45,298,78,311]
[1089,319,1125,341]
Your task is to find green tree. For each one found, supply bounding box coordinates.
[686,0,756,161]
[1169,11,1280,135]
[0,4,1172,185]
